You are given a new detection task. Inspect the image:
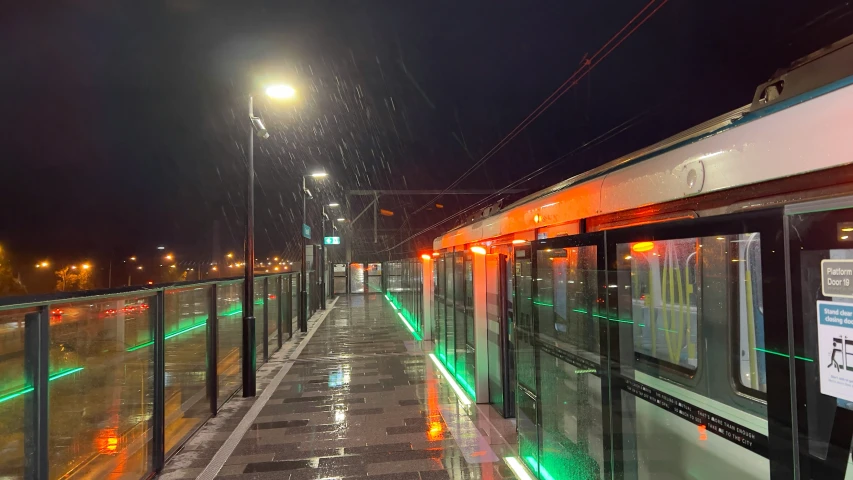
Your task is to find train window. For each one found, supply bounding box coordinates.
[617,238,699,373]
[535,246,601,362]
[733,233,767,394]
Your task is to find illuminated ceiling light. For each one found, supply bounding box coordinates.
[631,242,655,253]
[842,236,850,240]
[157,246,165,250]
[624,255,632,260]
[716,236,725,240]
[470,246,487,255]
[843,227,853,232]
[328,202,340,207]
[512,239,526,244]
[431,252,440,257]
[311,172,328,178]
[265,84,296,99]
[337,218,345,222]
[421,254,431,260]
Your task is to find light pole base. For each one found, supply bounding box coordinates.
[241,315,256,397]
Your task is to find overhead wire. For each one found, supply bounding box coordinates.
[408,0,669,217]
[370,108,653,254]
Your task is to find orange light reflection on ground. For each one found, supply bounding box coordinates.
[425,374,445,442]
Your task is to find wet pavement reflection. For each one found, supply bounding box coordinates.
[165,293,519,480]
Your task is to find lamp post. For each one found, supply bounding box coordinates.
[242,83,296,398]
[300,172,328,332]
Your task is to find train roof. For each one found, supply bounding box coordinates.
[433,34,853,250]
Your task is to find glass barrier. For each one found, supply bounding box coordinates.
[49,294,155,479]
[163,286,209,457]
[254,278,265,367]
[0,272,297,479]
[217,281,243,407]
[267,277,280,356]
[0,307,36,478]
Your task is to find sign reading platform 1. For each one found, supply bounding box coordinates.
[323,236,341,245]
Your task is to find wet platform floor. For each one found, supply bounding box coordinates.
[162,292,519,480]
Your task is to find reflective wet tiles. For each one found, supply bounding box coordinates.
[165,294,519,480]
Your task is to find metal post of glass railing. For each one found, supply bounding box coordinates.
[262,278,269,363]
[277,276,284,349]
[24,307,49,479]
[207,284,219,416]
[153,290,166,472]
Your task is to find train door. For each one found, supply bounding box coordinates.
[525,233,610,480]
[513,243,539,475]
[487,253,514,417]
[605,211,793,480]
[785,198,853,479]
[332,263,347,295]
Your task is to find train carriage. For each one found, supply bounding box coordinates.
[426,34,853,480]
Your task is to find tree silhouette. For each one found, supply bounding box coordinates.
[55,265,94,291]
[0,246,27,296]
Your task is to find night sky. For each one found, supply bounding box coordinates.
[2,0,853,270]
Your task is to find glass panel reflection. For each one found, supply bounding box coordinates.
[48,295,154,479]
[267,276,280,356]
[254,278,265,367]
[0,308,35,477]
[163,286,210,457]
[217,282,243,407]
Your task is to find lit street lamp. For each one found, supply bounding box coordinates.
[242,84,297,397]
[300,171,328,332]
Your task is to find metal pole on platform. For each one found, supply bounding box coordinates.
[300,176,308,332]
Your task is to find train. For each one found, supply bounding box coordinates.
[428,34,853,480]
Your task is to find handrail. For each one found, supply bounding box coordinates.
[0,272,299,311]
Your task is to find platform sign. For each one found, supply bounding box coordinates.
[817,300,853,403]
[324,236,341,245]
[822,259,853,298]
[302,224,311,239]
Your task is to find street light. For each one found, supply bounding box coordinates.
[300,171,329,332]
[241,84,298,397]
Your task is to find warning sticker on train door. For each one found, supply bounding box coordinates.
[816,300,853,402]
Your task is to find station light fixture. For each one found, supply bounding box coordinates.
[265,84,296,100]
[470,246,487,255]
[631,241,655,253]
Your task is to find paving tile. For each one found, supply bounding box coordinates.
[252,419,310,430]
[243,459,313,473]
[343,442,413,455]
[387,424,430,435]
